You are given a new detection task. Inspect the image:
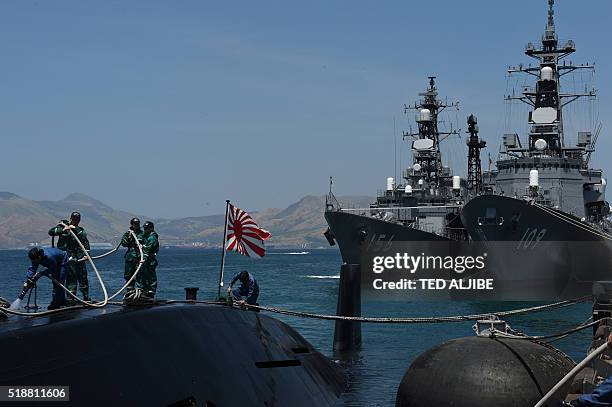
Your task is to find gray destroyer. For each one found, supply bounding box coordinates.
[325,78,481,264]
[461,0,611,299]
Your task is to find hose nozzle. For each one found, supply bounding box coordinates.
[18,273,42,300]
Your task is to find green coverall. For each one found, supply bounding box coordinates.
[137,231,159,297]
[120,229,143,289]
[48,222,91,302]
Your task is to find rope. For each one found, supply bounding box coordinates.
[77,242,122,262]
[240,296,590,323]
[0,228,143,315]
[106,230,145,301]
[545,315,593,344]
[52,229,144,303]
[0,302,89,317]
[491,318,602,341]
[60,222,109,308]
[534,341,610,407]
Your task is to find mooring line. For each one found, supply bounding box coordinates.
[240,296,590,323]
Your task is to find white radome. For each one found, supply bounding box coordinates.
[386,177,395,191]
[419,108,431,122]
[541,66,553,81]
[452,176,461,190]
[529,170,539,188]
[534,138,548,151]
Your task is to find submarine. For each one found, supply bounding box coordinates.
[0,300,346,406]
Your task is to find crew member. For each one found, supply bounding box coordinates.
[227,270,259,305]
[137,221,159,299]
[566,333,612,406]
[48,212,91,303]
[23,247,69,310]
[120,217,143,291]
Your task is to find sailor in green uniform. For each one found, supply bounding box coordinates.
[48,211,90,303]
[120,217,144,292]
[137,221,159,298]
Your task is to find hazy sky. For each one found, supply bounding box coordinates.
[0,1,610,218]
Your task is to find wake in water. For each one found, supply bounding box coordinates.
[9,298,22,310]
[304,275,340,279]
[268,252,310,255]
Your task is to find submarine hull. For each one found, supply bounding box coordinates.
[0,303,345,406]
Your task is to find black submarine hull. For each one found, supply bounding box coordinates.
[0,303,345,406]
[461,194,612,300]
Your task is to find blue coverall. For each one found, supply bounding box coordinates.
[575,376,612,406]
[229,272,259,305]
[28,247,69,309]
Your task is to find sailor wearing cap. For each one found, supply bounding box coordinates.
[227,270,259,306]
[120,217,144,292]
[136,221,159,299]
[48,211,91,303]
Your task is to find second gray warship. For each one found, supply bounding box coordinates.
[461,0,611,299]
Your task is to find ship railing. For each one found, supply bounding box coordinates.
[340,205,462,212]
[325,189,341,211]
[340,205,462,225]
[442,226,468,241]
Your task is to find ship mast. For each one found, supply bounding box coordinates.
[504,0,595,160]
[466,114,486,193]
[403,77,459,186]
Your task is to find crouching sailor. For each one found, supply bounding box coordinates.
[227,270,259,305]
[136,221,159,299]
[121,217,143,292]
[21,247,70,310]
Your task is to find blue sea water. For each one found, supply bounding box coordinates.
[0,248,593,406]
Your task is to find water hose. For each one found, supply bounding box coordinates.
[107,229,145,301]
[59,222,108,308]
[77,242,122,262]
[534,340,610,407]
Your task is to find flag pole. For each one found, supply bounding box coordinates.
[218,199,230,299]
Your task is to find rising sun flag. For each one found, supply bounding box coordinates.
[217,200,271,297]
[225,203,271,258]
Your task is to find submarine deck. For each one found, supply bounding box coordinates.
[0,301,346,406]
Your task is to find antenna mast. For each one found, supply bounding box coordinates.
[466,115,486,193]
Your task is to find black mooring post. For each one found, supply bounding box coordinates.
[185,287,199,301]
[333,263,362,353]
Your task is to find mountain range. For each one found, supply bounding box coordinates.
[0,192,373,249]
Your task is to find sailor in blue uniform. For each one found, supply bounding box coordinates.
[566,333,612,406]
[24,247,70,310]
[227,270,259,305]
[569,378,612,406]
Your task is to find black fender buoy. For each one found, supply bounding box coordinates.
[396,336,575,407]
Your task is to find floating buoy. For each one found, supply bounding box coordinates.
[396,336,574,407]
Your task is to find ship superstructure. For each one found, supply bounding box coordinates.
[325,78,470,264]
[481,0,605,221]
[461,0,611,299]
